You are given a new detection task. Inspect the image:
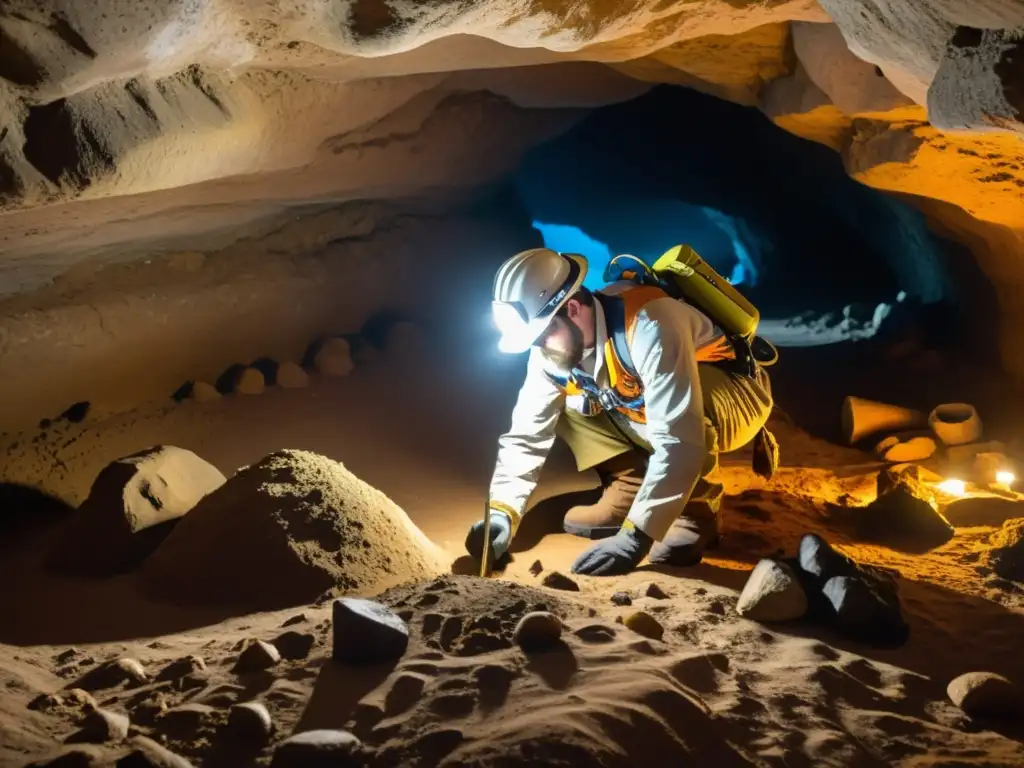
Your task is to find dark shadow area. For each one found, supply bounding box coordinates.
[296,658,398,733]
[510,489,599,553]
[515,83,956,320]
[524,641,579,690]
[944,496,1024,528]
[0,482,75,549]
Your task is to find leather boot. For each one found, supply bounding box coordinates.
[563,452,646,539]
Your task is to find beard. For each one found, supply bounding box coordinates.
[540,318,585,372]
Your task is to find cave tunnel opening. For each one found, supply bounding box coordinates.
[512,83,961,345]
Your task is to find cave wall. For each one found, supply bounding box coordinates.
[0,0,1024,430]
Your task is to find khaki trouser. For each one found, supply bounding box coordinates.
[554,364,773,519]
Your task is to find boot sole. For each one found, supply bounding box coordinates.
[563,521,622,540]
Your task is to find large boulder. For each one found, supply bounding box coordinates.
[46,446,226,576]
[853,466,954,552]
[139,450,446,611]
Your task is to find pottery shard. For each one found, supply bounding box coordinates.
[276,362,309,389]
[47,446,226,576]
[736,559,808,622]
[314,338,354,377]
[947,671,1022,718]
[332,597,410,664]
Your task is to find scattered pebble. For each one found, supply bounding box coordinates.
[156,655,206,682]
[513,611,563,652]
[191,382,220,403]
[235,367,265,395]
[233,640,281,673]
[332,597,410,664]
[77,707,130,742]
[640,581,669,600]
[270,729,362,767]
[610,592,632,607]
[159,702,216,729]
[736,559,808,622]
[529,560,544,576]
[948,671,1022,718]
[541,571,579,592]
[281,613,309,627]
[272,630,316,660]
[29,688,96,713]
[277,362,310,389]
[227,701,274,744]
[623,611,664,641]
[314,338,354,377]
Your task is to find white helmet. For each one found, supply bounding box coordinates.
[491,248,588,353]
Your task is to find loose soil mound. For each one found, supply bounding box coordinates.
[139,449,445,610]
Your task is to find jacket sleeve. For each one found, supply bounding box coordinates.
[487,349,566,531]
[623,299,710,541]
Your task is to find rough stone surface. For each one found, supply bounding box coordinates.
[639,582,669,600]
[513,611,564,652]
[947,671,1022,718]
[155,655,207,682]
[233,640,281,673]
[929,27,1024,135]
[332,597,410,664]
[276,362,310,389]
[140,450,444,610]
[46,446,226,576]
[314,338,355,377]
[227,701,274,744]
[736,559,809,622]
[611,591,633,606]
[270,729,362,768]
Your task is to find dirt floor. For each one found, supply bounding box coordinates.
[2,338,1024,767]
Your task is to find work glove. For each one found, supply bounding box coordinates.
[571,523,653,576]
[465,509,513,566]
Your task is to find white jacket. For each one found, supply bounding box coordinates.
[488,290,720,542]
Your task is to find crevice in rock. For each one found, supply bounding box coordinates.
[21,98,114,190]
[48,12,96,59]
[0,25,45,86]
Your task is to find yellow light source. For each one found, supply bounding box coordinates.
[996,470,1016,486]
[937,478,966,496]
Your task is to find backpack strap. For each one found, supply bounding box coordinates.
[595,292,639,382]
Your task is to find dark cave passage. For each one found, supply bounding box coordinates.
[513,84,958,325]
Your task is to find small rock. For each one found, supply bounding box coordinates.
[947,671,1022,718]
[281,613,308,627]
[77,707,130,742]
[114,658,148,686]
[56,648,82,664]
[332,598,409,664]
[736,559,808,622]
[822,575,909,647]
[227,701,273,743]
[276,362,310,389]
[270,729,363,767]
[541,571,579,592]
[29,688,97,713]
[119,735,195,767]
[610,592,632,607]
[233,640,281,673]
[156,655,206,682]
[858,473,953,551]
[513,611,563,652]
[623,611,664,641]
[640,582,668,600]
[235,367,265,395]
[314,338,354,377]
[191,382,220,403]
[272,630,316,660]
[528,560,543,576]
